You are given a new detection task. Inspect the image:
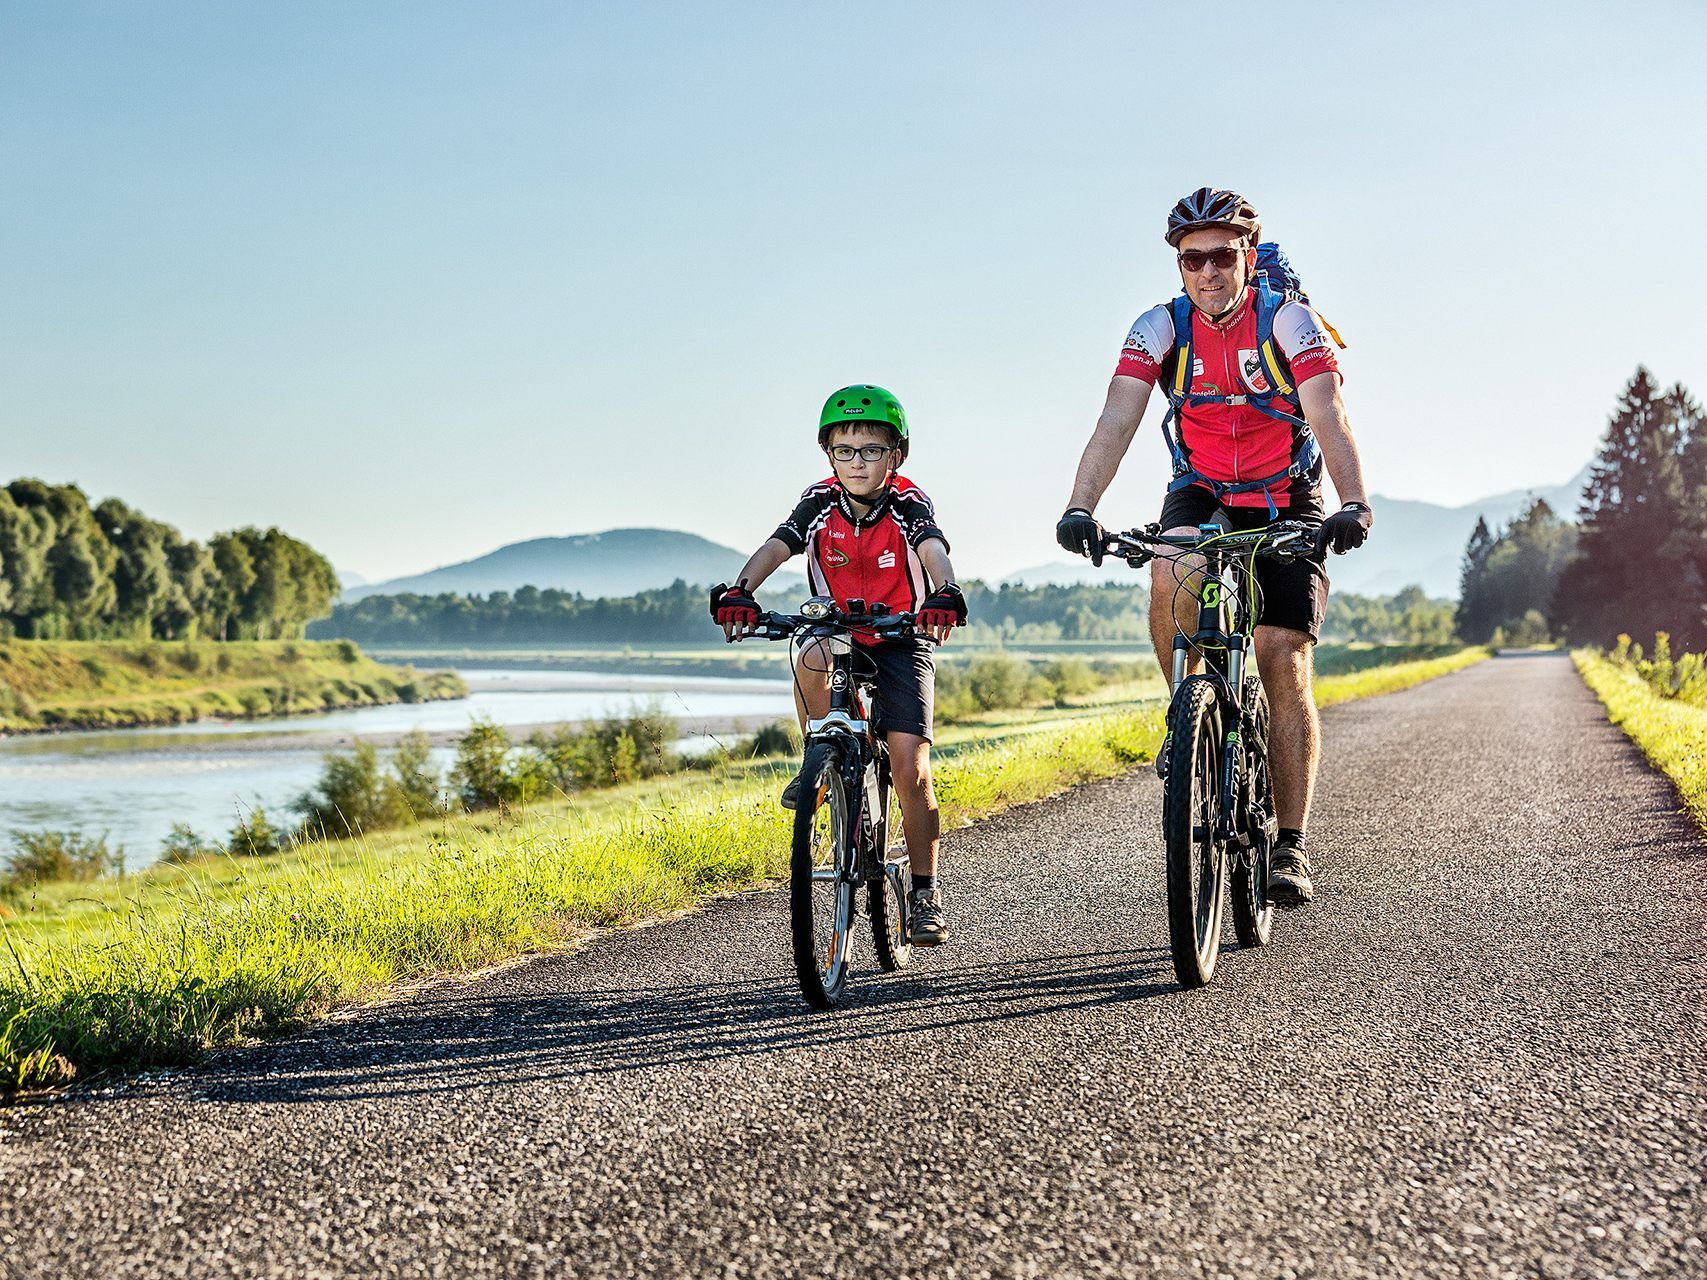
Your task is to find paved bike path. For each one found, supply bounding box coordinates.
[2,653,1703,1279]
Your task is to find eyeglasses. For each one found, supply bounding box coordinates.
[1178,247,1242,273]
[828,444,894,462]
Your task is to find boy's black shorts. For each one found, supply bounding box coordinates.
[855,638,935,742]
[1156,485,1330,641]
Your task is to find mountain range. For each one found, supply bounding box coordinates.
[342,464,1591,603]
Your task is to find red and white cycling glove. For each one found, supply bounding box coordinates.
[708,581,760,631]
[917,583,968,635]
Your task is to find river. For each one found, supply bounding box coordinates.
[0,667,795,868]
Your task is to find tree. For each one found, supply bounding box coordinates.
[1456,516,1496,643]
[1555,368,1701,648]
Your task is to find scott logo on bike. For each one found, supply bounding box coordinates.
[1201,580,1223,608]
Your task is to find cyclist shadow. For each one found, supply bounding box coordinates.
[184,947,1177,1106]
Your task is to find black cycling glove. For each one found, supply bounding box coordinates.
[1315,502,1373,557]
[1056,508,1106,567]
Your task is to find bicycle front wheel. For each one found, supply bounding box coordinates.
[1231,674,1275,949]
[1163,675,1227,987]
[791,741,856,1008]
[870,782,912,971]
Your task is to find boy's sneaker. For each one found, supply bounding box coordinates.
[908,888,948,946]
[779,772,803,810]
[1268,843,1314,905]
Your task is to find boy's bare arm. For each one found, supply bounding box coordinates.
[917,538,955,592]
[732,538,794,592]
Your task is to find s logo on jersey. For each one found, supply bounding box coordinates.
[877,549,896,569]
[1239,349,1271,394]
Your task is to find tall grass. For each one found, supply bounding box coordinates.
[0,646,1481,1092]
[1575,647,1707,835]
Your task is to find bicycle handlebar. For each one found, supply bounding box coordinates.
[1101,520,1319,567]
[748,605,928,644]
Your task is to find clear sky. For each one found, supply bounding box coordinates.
[4,1,1704,582]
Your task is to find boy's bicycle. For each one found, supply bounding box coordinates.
[749,598,926,1008]
[1101,520,1318,988]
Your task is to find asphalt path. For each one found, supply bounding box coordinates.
[2,653,1703,1279]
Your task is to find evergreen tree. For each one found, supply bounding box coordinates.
[1555,368,1697,646]
[1456,516,1496,642]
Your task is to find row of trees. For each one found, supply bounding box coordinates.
[312,579,1155,645]
[1457,369,1706,648]
[0,480,339,640]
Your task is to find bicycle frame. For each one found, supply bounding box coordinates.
[1109,521,1314,854]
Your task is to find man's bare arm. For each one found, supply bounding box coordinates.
[1296,372,1368,507]
[1067,376,1154,513]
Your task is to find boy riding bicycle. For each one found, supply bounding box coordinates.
[709,385,967,946]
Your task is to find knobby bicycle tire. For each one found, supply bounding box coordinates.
[869,783,912,972]
[791,740,855,1008]
[1231,674,1275,949]
[1163,675,1226,987]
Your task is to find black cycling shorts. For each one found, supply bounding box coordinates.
[1156,485,1329,641]
[854,638,936,742]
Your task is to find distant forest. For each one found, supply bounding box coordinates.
[312,575,1456,648]
[1457,368,1707,649]
[0,480,339,641]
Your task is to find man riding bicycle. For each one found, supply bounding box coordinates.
[1056,188,1373,905]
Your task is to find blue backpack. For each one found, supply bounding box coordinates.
[1160,242,1345,517]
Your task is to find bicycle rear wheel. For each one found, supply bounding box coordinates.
[869,782,912,971]
[1162,675,1227,987]
[791,741,855,1008]
[1231,674,1275,948]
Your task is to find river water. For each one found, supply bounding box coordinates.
[0,668,794,868]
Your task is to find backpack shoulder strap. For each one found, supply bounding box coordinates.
[1253,282,1296,398]
[1166,294,1195,403]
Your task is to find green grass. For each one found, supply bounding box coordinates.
[1574,649,1707,835]
[0,639,465,731]
[0,646,1483,1093]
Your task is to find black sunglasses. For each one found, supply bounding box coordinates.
[1178,247,1243,272]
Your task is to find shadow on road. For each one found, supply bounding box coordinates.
[163,947,1178,1106]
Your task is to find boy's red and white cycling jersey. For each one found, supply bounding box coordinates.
[771,475,947,643]
[1115,289,1342,510]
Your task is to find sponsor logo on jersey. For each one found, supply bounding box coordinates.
[1192,358,1205,378]
[1123,331,1157,360]
[1239,349,1271,394]
[877,549,896,569]
[824,546,849,568]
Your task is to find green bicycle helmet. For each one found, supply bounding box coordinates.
[818,384,909,460]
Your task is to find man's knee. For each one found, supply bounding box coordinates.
[1255,627,1313,692]
[887,734,933,797]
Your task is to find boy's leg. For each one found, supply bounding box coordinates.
[885,731,939,879]
[791,638,833,729]
[780,639,833,808]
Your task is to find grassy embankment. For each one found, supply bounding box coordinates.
[1573,647,1707,835]
[0,644,1488,1092]
[0,639,466,732]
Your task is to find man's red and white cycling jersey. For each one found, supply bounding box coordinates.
[771,475,947,645]
[1115,289,1342,510]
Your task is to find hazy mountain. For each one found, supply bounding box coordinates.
[1332,463,1591,597]
[336,568,369,589]
[1002,463,1593,599]
[343,528,753,601]
[345,464,1593,606]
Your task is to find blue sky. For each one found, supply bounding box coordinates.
[4,1,1704,582]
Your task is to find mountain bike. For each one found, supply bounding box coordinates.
[749,598,926,1008]
[1101,520,1317,988]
